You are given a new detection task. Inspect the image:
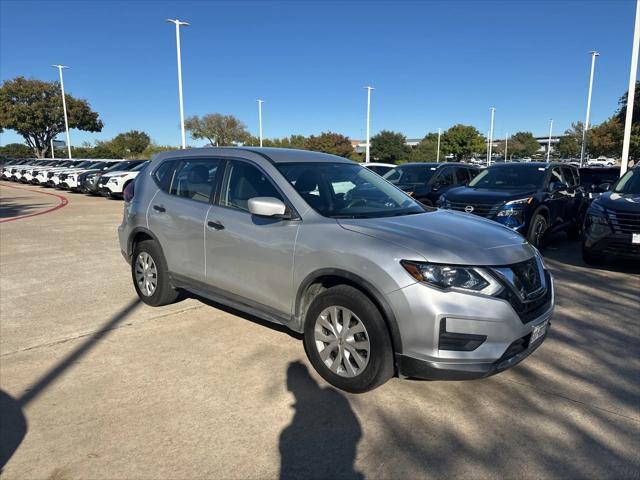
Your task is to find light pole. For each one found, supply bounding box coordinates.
[580,51,600,166]
[436,128,441,162]
[621,0,640,176]
[487,107,496,166]
[167,18,189,149]
[51,65,72,159]
[546,119,554,162]
[505,132,509,162]
[50,139,55,159]
[364,86,374,163]
[257,99,264,147]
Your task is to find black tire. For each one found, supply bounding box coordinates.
[131,239,179,307]
[527,211,548,248]
[303,285,394,393]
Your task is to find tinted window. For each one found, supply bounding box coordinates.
[561,166,578,187]
[383,165,436,185]
[613,169,640,194]
[278,162,424,219]
[153,161,176,191]
[220,161,283,212]
[169,159,219,203]
[468,165,547,189]
[436,167,455,186]
[366,165,395,176]
[456,167,470,184]
[550,167,564,186]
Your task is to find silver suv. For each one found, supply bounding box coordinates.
[118,148,554,392]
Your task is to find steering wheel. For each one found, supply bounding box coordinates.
[346,198,367,209]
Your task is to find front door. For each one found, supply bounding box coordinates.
[205,159,299,317]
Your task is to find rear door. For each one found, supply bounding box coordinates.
[147,157,221,282]
[546,166,569,227]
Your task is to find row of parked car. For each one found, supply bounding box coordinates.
[364,161,639,264]
[0,158,148,198]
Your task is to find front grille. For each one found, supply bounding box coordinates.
[447,201,500,218]
[608,211,640,234]
[603,240,640,256]
[98,176,110,186]
[47,172,55,178]
[59,173,68,181]
[494,259,551,324]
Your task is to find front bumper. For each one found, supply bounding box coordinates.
[584,232,640,260]
[388,272,554,380]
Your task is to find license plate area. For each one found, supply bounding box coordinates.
[632,233,640,245]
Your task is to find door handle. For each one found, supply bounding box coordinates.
[207,220,225,230]
[153,205,166,213]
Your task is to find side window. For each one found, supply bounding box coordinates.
[436,167,455,186]
[220,161,283,212]
[153,160,178,192]
[168,159,220,203]
[468,168,480,179]
[549,167,564,186]
[455,167,470,184]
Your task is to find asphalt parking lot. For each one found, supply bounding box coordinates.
[1,183,639,479]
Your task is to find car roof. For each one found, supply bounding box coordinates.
[153,147,353,165]
[396,162,469,168]
[490,161,565,168]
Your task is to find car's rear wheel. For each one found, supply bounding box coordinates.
[132,240,178,306]
[303,285,394,393]
[527,212,548,248]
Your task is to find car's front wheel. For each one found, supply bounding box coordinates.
[131,240,179,306]
[527,212,548,248]
[303,285,394,393]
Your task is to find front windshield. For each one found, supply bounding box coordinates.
[383,165,436,185]
[468,165,546,189]
[278,162,425,219]
[613,169,640,194]
[131,161,149,172]
[74,161,93,168]
[106,161,130,171]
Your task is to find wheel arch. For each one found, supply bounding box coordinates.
[128,227,165,261]
[295,268,403,355]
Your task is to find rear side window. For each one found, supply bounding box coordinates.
[436,167,455,186]
[456,167,470,184]
[153,161,177,191]
[562,166,579,187]
[468,168,480,179]
[549,166,564,186]
[220,161,283,212]
[169,159,220,203]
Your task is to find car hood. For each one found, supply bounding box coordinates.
[595,191,640,213]
[444,187,538,204]
[337,209,535,265]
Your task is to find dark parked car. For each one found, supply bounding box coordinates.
[382,162,479,206]
[438,162,586,247]
[579,166,620,201]
[582,167,640,263]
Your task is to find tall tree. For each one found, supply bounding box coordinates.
[0,76,103,158]
[409,132,439,162]
[305,132,353,157]
[185,114,250,146]
[441,124,485,161]
[108,130,151,158]
[370,130,409,163]
[556,136,581,158]
[508,132,540,158]
[588,118,624,158]
[0,143,34,158]
[615,80,640,125]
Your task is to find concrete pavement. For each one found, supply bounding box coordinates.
[1,183,638,479]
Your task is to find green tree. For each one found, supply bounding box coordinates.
[0,142,34,158]
[0,76,103,158]
[441,124,485,161]
[140,144,178,159]
[370,130,409,163]
[508,131,540,158]
[556,135,581,158]
[409,132,440,162]
[185,114,250,146]
[588,118,624,158]
[305,132,353,157]
[108,130,151,158]
[615,80,640,125]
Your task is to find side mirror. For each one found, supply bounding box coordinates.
[248,196,287,218]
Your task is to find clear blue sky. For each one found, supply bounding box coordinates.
[0,0,637,147]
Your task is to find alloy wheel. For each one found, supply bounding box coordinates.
[135,252,158,297]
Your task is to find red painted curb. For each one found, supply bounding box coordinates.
[0,184,69,223]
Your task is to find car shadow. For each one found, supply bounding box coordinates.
[279,361,364,480]
[0,197,50,219]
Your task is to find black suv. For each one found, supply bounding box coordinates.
[438,162,586,247]
[382,162,479,206]
[582,167,640,263]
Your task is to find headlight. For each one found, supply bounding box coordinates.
[401,261,502,295]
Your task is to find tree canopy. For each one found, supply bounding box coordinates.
[0,76,103,158]
[108,130,151,158]
[508,132,540,158]
[185,114,250,146]
[305,132,353,157]
[0,143,34,158]
[370,130,409,163]
[440,124,485,161]
[556,135,581,158]
[409,132,440,162]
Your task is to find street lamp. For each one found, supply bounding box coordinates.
[50,139,55,159]
[580,51,600,166]
[167,18,190,149]
[546,119,554,162]
[51,65,72,159]
[257,99,264,147]
[621,0,640,176]
[487,107,496,166]
[364,86,374,163]
[436,128,441,162]
[505,132,509,162]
